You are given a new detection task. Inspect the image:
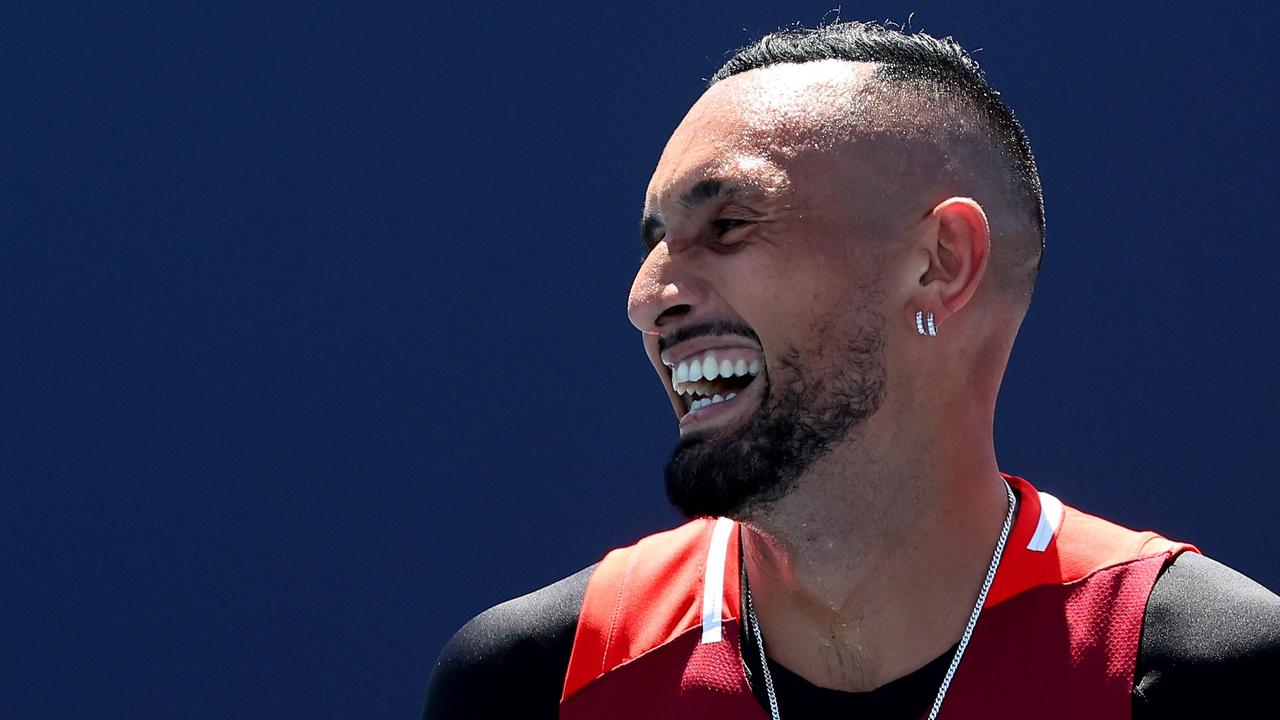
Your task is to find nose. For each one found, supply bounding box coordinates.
[627,242,699,334]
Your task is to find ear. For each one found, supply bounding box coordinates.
[912,197,990,326]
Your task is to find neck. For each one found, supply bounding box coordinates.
[737,419,1009,692]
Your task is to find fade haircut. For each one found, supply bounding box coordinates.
[710,21,1046,301]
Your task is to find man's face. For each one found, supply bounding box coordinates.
[627,61,898,519]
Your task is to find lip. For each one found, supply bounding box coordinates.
[660,335,763,368]
[677,368,765,436]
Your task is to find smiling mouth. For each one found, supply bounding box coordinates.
[668,348,764,414]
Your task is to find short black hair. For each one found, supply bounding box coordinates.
[710,21,1045,299]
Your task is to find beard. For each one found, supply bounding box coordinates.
[663,308,887,519]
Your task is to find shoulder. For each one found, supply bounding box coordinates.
[422,563,596,720]
[1134,552,1280,718]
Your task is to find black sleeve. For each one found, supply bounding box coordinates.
[422,563,595,720]
[1134,552,1280,718]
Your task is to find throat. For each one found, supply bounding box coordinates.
[735,476,1015,697]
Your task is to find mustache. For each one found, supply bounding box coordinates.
[657,321,761,353]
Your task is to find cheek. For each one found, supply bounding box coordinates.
[761,265,845,325]
[710,255,820,341]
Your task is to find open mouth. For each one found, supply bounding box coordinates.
[668,347,764,415]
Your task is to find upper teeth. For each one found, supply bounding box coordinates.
[672,350,763,395]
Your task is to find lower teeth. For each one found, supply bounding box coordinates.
[692,392,738,411]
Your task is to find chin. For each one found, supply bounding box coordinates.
[664,335,887,520]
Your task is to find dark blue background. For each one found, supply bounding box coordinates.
[5,2,1277,717]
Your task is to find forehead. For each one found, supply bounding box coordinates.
[646,60,879,204]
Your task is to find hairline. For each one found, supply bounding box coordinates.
[707,54,1043,304]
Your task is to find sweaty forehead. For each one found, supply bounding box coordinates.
[646,60,880,203]
[707,59,879,136]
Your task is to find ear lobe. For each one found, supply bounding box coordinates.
[918,197,990,320]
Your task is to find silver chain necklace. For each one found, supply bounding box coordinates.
[743,479,1016,720]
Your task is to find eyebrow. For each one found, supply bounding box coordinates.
[678,179,735,209]
[640,179,739,249]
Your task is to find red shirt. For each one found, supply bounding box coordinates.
[560,475,1197,719]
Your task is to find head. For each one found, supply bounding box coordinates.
[626,22,1045,519]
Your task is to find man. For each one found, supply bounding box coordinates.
[425,22,1279,718]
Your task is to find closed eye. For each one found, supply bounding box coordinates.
[711,218,750,237]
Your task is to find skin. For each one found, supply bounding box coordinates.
[626,59,1031,692]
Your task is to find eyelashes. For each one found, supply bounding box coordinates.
[711,218,750,237]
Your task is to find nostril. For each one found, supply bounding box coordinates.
[655,304,692,327]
